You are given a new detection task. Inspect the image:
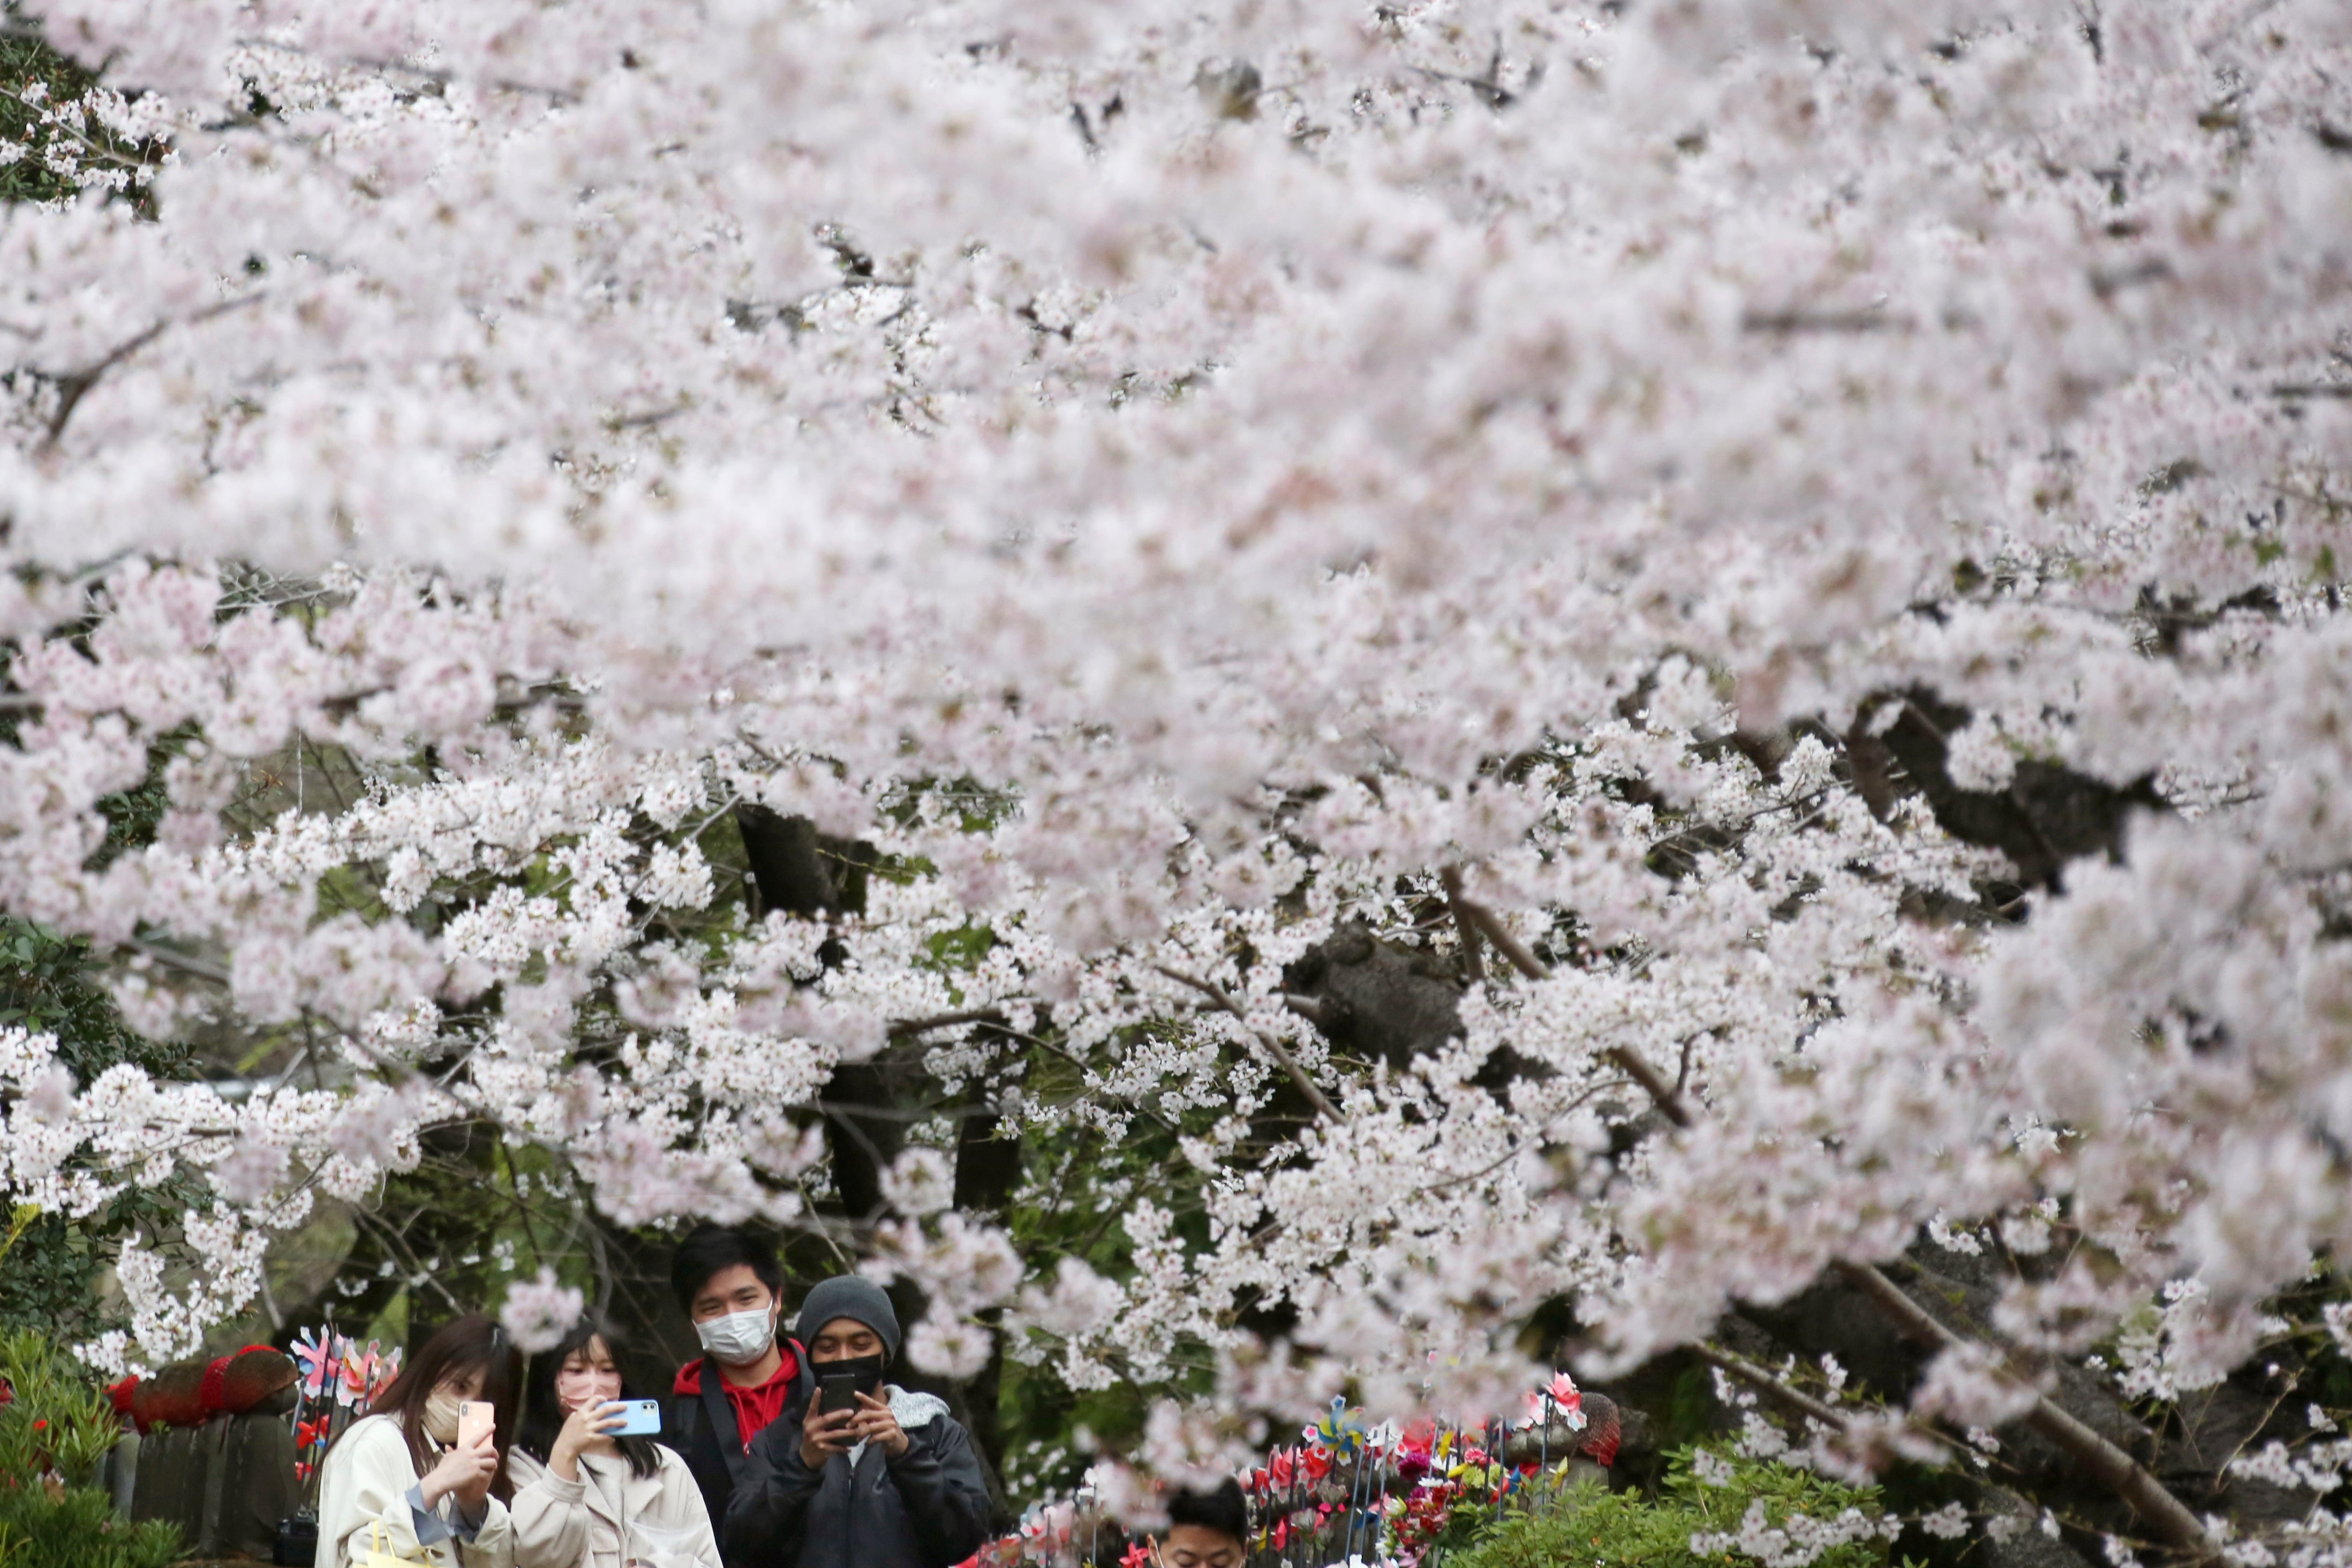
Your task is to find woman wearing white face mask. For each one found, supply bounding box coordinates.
[510,1318,720,1568]
[664,1227,811,1539]
[316,1315,523,1568]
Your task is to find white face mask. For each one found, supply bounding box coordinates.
[423,1389,463,1445]
[695,1305,777,1367]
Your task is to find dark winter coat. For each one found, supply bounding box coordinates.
[670,1352,815,1563]
[722,1387,991,1568]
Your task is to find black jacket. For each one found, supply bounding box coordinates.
[723,1388,991,1568]
[670,1350,815,1562]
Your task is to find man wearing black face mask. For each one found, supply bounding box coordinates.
[723,1277,990,1568]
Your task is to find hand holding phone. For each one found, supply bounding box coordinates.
[431,1401,496,1508]
[606,1398,661,1436]
[800,1386,860,1468]
[849,1389,908,1459]
[818,1373,862,1418]
[550,1398,629,1479]
[423,1438,497,1510]
[457,1400,495,1452]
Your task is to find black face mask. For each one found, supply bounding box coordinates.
[816,1352,886,1396]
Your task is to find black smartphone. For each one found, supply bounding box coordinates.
[818,1373,862,1417]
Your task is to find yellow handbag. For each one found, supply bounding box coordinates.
[354,1519,436,1568]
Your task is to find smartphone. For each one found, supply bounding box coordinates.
[606,1398,661,1436]
[817,1373,862,1417]
[456,1400,494,1451]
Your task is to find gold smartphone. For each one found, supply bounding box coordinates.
[457,1400,495,1450]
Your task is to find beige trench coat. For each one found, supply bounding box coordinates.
[315,1413,516,1568]
[508,1444,720,1568]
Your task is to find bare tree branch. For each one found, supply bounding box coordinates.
[1831,1260,2216,1562]
[1152,963,1341,1121]
[1439,864,1485,983]
[41,294,263,447]
[1692,1344,1854,1430]
[886,1006,1009,1039]
[1453,895,1694,1126]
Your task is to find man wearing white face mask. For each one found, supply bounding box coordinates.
[666,1226,812,1555]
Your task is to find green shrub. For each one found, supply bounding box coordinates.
[0,1329,178,1568]
[0,1329,120,1488]
[0,1482,179,1568]
[1449,1448,1901,1568]
[0,920,194,1345]
[0,13,156,211]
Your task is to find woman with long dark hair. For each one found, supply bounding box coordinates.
[316,1314,524,1567]
[509,1317,719,1568]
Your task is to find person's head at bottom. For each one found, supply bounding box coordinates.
[1158,1480,1248,1568]
[792,1277,903,1467]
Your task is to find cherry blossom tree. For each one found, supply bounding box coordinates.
[3,0,2352,1557]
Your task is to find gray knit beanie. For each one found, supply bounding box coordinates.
[794,1276,902,1364]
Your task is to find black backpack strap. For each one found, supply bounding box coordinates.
[699,1360,748,1486]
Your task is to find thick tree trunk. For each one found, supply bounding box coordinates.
[1842,691,2165,894]
[736,805,896,1224]
[950,1100,1023,1506]
[1280,920,1464,1068]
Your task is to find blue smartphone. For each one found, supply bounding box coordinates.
[606,1399,661,1436]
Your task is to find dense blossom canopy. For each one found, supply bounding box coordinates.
[3,0,2351,1549]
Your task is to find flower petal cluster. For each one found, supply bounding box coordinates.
[0,13,2347,1554]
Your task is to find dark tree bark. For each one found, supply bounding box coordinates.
[1846,690,2166,892]
[736,805,896,1222]
[1281,919,1464,1067]
[580,1216,710,1393]
[948,1099,1023,1501]
[736,805,878,918]
[819,1059,903,1224]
